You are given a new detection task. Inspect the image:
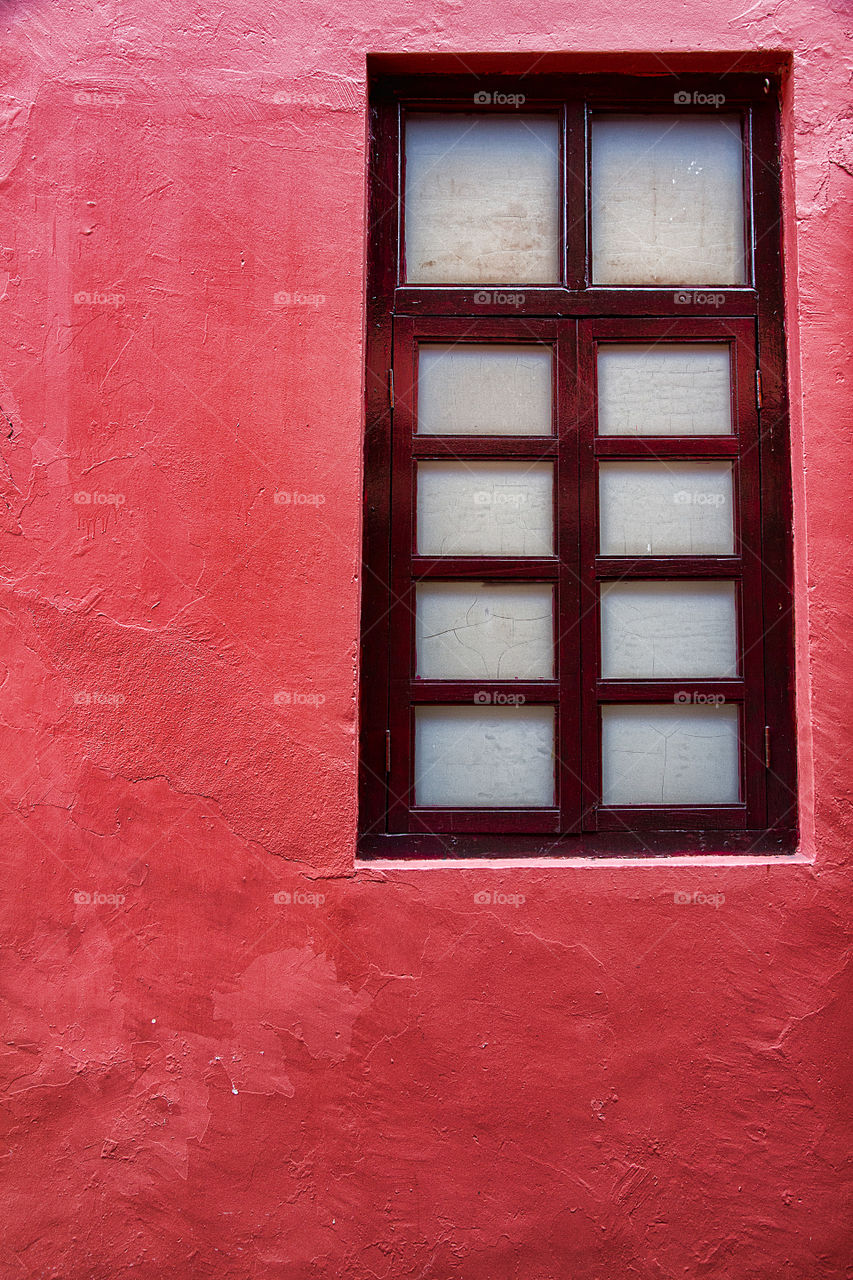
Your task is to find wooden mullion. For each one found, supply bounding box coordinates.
[393,286,758,318]
[411,556,558,580]
[554,319,583,831]
[595,557,743,579]
[405,681,559,704]
[597,680,745,701]
[387,318,417,831]
[594,436,739,459]
[412,437,558,459]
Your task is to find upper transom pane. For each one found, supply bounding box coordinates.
[591,114,746,286]
[404,113,561,285]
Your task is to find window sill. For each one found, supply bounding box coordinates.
[357,829,800,865]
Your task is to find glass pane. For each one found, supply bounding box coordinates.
[601,704,740,805]
[598,461,734,556]
[597,343,731,436]
[417,344,553,436]
[600,581,738,678]
[415,705,555,807]
[591,115,746,286]
[417,461,553,556]
[416,582,554,679]
[404,114,560,284]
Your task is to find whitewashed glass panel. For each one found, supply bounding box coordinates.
[417,461,553,556]
[416,583,554,680]
[601,704,740,805]
[417,344,553,436]
[600,581,738,678]
[591,115,746,286]
[404,114,561,284]
[598,462,734,556]
[597,344,732,436]
[415,706,555,807]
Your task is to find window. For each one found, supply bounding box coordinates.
[360,72,795,858]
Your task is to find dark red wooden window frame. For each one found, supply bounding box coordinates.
[359,72,796,859]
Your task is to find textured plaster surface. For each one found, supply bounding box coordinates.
[0,0,851,1277]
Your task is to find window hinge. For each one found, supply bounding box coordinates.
[756,369,763,410]
[385,730,392,773]
[764,725,771,769]
[388,368,394,409]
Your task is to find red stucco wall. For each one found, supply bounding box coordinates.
[1,2,851,1277]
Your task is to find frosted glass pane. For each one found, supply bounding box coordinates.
[418,344,553,436]
[597,344,731,436]
[404,114,560,284]
[599,462,733,556]
[600,581,738,678]
[591,115,746,286]
[417,462,553,556]
[415,706,555,807]
[601,704,740,805]
[416,583,554,679]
